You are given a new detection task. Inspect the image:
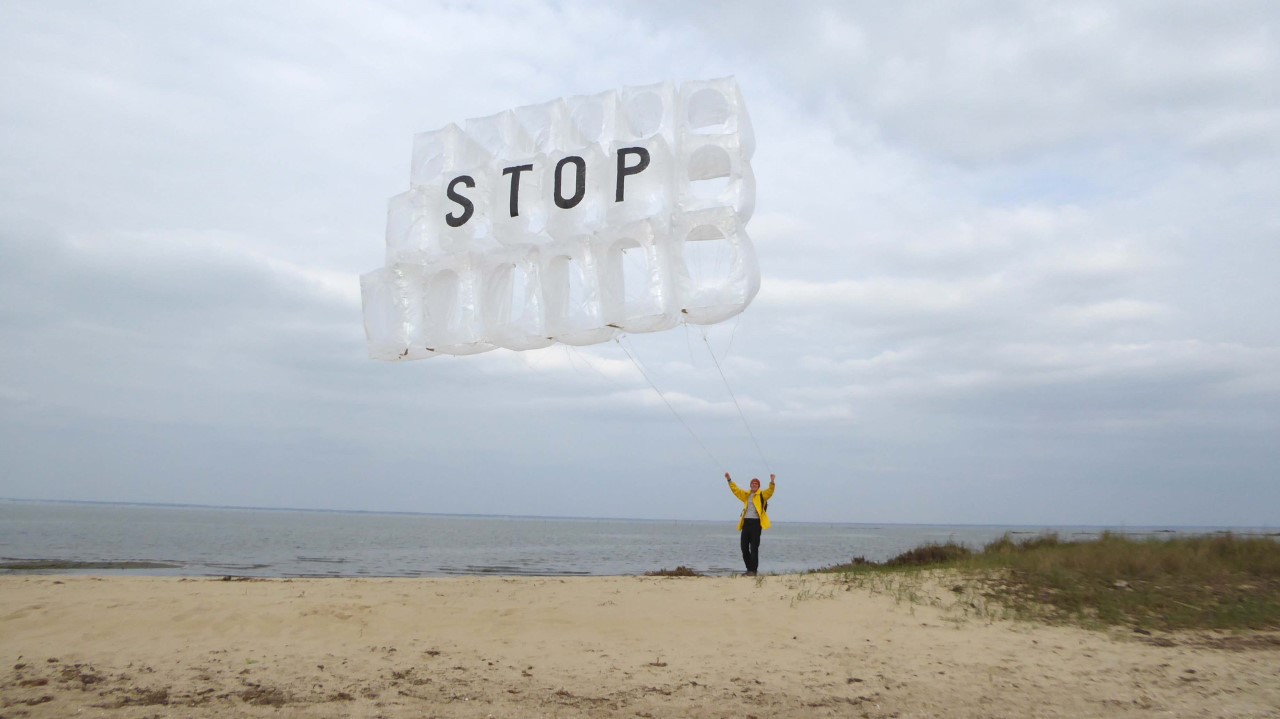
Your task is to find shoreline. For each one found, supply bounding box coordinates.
[7,501,1277,581]
[4,574,1278,718]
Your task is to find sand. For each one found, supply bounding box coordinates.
[1,573,1277,718]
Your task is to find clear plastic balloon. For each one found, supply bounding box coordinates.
[361,77,758,360]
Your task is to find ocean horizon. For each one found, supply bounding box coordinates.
[2,498,1274,579]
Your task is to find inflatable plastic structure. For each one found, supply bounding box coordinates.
[361,77,757,360]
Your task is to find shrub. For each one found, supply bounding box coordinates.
[885,542,972,567]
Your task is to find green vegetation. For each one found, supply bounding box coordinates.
[819,532,1280,631]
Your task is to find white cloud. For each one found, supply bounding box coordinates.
[1056,299,1172,327]
[763,276,994,316]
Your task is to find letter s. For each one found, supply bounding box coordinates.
[445,176,475,227]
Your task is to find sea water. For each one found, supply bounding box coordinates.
[0,500,1266,578]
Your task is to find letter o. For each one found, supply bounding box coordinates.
[553,156,586,209]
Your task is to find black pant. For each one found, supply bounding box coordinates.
[740,518,762,572]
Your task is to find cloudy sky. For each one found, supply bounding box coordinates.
[2,1,1277,526]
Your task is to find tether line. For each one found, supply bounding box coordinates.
[700,327,771,474]
[615,337,722,468]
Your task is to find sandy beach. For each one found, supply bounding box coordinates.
[2,573,1277,718]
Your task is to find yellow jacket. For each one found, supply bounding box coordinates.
[729,480,775,531]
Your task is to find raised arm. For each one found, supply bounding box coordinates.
[725,472,747,501]
[762,473,777,500]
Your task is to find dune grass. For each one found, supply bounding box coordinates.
[819,532,1280,631]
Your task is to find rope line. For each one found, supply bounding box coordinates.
[723,314,742,360]
[615,337,721,469]
[566,345,611,381]
[700,328,772,474]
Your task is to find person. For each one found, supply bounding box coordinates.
[725,472,776,576]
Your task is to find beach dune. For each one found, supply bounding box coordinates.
[2,574,1277,717]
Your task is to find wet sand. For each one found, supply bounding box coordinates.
[2,574,1277,717]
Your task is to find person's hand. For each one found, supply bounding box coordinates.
[770,473,776,483]
[725,472,732,482]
